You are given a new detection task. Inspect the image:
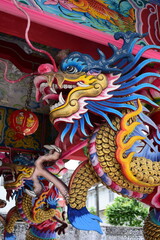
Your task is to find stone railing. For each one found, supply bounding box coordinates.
[0,223,144,240]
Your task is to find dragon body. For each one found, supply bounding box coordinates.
[0,154,68,240]
[34,31,160,239]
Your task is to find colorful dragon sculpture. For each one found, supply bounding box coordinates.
[33,31,160,239]
[1,31,160,240]
[0,152,68,240]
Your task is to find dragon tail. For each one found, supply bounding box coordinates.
[68,160,103,234]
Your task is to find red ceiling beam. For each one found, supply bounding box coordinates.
[1,0,160,63]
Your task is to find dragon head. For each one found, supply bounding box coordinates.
[34,32,160,144]
[0,155,34,191]
[0,152,67,201]
[34,51,120,143]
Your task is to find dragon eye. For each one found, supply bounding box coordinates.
[66,66,78,74]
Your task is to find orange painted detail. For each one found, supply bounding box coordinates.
[115,99,157,187]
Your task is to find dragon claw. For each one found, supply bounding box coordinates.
[25,189,37,198]
[44,145,62,153]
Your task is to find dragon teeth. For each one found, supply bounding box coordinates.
[63,84,68,89]
[51,87,57,94]
[77,81,90,87]
[51,83,58,94]
[39,82,48,93]
[49,182,54,189]
[45,99,49,104]
[59,92,65,104]
[47,83,78,111]
[26,189,37,197]
[50,92,65,111]
[61,84,76,89]
[51,83,76,90]
[50,101,64,111]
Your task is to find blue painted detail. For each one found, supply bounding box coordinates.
[61,32,146,75]
[80,117,88,136]
[114,36,140,70]
[148,0,160,5]
[47,196,58,209]
[119,73,160,90]
[84,113,93,127]
[107,95,159,107]
[154,138,160,144]
[154,129,160,145]
[88,101,123,118]
[70,120,79,143]
[135,142,160,162]
[121,188,129,195]
[86,105,116,130]
[100,173,112,185]
[68,205,103,234]
[141,194,148,199]
[150,209,160,226]
[61,55,87,73]
[121,45,160,75]
[124,116,160,162]
[110,83,160,96]
[96,101,136,111]
[4,232,16,240]
[117,58,160,83]
[139,112,158,131]
[61,123,72,142]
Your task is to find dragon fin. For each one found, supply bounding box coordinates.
[4,232,16,240]
[68,204,103,234]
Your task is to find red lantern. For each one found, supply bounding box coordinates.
[9,109,39,139]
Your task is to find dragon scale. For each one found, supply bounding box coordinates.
[68,111,156,211]
[69,161,100,210]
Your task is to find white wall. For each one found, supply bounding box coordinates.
[0,185,15,214]
[86,184,117,222]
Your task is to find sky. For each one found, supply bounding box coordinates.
[65,159,79,170]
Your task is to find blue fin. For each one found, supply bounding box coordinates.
[4,232,16,240]
[68,205,103,234]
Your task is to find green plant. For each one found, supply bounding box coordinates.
[104,196,149,227]
[89,207,96,215]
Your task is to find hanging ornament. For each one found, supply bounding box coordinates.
[9,77,39,139]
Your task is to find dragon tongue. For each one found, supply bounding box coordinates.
[43,94,59,102]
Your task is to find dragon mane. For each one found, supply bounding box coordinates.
[59,32,160,144]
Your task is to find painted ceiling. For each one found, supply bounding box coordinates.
[18,0,160,46]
